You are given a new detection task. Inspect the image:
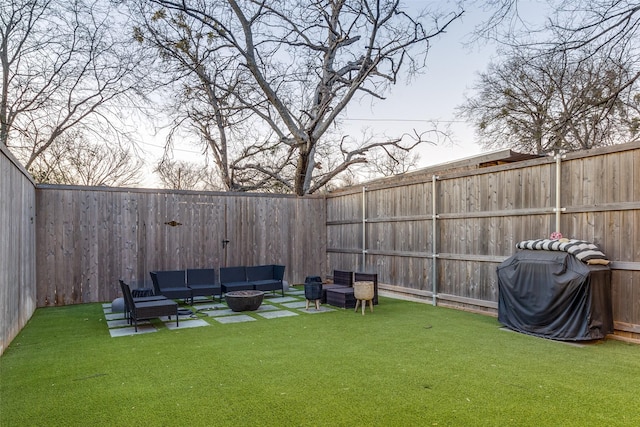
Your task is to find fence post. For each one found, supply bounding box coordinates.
[431,175,439,306]
[362,186,367,270]
[553,153,567,234]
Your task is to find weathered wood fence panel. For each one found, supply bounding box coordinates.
[326,141,640,339]
[1,145,36,355]
[35,187,326,306]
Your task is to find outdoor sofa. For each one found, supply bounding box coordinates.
[319,269,354,303]
[220,264,286,296]
[150,269,222,304]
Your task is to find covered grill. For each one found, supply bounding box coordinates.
[497,250,613,341]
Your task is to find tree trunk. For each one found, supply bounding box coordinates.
[294,150,310,196]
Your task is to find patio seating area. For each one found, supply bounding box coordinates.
[106,285,335,337]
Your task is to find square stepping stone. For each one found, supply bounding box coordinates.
[109,324,156,337]
[105,313,125,321]
[165,319,209,330]
[281,301,307,309]
[194,303,226,311]
[103,307,113,314]
[266,296,299,304]
[202,308,236,317]
[286,289,305,296]
[107,319,130,328]
[257,310,298,319]
[255,304,278,311]
[299,306,335,314]
[158,313,194,322]
[213,315,256,324]
[192,296,219,303]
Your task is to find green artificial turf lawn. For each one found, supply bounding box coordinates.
[1,294,639,426]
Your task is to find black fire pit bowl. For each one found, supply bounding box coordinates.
[225,290,265,312]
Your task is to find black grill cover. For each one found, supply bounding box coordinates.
[497,250,613,341]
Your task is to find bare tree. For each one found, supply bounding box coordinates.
[459,46,639,154]
[134,0,464,195]
[154,158,210,190]
[475,1,640,108]
[364,143,421,177]
[477,1,640,49]
[463,1,640,154]
[29,129,144,186]
[132,6,288,191]
[1,0,147,170]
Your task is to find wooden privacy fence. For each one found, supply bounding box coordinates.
[35,186,326,306]
[326,142,640,341]
[3,140,639,352]
[0,145,37,356]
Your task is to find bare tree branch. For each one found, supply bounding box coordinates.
[29,129,143,186]
[138,0,464,194]
[1,0,148,172]
[458,46,639,154]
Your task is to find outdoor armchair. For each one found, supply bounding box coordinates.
[247,265,286,296]
[220,266,254,294]
[321,269,353,303]
[120,281,178,332]
[119,280,167,323]
[150,270,193,304]
[186,268,222,302]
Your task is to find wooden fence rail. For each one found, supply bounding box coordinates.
[326,141,640,341]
